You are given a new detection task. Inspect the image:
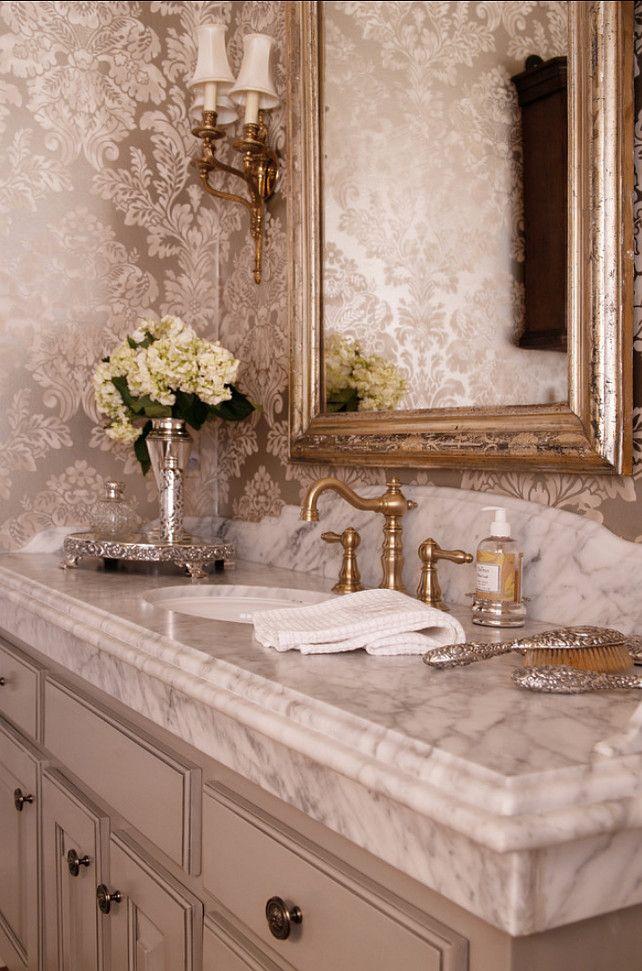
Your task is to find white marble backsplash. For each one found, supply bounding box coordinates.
[210,484,642,632]
[22,483,642,631]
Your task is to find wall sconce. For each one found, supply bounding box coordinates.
[189,25,280,285]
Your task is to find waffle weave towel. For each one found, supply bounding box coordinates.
[253,588,465,656]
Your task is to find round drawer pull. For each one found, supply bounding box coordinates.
[265,896,303,940]
[14,788,34,812]
[96,884,122,915]
[67,849,91,876]
[0,677,5,686]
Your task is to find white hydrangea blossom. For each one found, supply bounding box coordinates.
[325,332,360,398]
[94,315,241,444]
[352,355,407,412]
[324,332,407,412]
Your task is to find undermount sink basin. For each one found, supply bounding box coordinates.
[144,584,332,624]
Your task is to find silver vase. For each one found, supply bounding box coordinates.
[146,418,192,544]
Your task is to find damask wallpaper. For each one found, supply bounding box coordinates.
[0,1,641,552]
[322,1,568,409]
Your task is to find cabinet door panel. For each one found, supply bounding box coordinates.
[41,769,109,971]
[106,833,202,971]
[0,718,41,971]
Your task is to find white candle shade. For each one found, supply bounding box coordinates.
[190,24,235,90]
[193,91,238,126]
[229,33,279,113]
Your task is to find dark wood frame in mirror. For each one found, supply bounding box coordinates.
[287,0,633,474]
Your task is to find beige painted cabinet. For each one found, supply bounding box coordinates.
[1,631,640,971]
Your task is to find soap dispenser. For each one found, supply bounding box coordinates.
[472,506,525,628]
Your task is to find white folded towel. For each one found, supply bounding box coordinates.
[252,588,465,656]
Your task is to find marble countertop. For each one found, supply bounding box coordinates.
[1,553,641,934]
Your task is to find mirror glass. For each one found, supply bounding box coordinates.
[321,1,569,414]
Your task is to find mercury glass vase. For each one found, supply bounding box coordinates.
[146,418,192,544]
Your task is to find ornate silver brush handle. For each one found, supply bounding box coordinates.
[514,666,642,694]
[422,639,522,669]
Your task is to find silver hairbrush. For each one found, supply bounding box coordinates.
[423,627,642,672]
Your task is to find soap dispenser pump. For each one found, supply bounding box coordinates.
[472,506,526,628]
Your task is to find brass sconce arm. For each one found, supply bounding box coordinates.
[192,110,279,284]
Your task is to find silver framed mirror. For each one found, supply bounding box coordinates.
[287,0,633,474]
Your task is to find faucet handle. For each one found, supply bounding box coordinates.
[417,538,473,610]
[322,527,363,595]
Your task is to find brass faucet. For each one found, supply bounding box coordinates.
[300,476,417,592]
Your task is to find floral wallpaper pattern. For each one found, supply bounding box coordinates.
[322,1,568,409]
[0,1,641,551]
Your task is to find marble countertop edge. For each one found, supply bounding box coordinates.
[0,564,641,854]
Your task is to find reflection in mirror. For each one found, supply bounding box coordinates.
[321,1,569,413]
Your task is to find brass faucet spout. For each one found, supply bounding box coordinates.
[300,477,384,523]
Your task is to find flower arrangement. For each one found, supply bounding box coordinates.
[325,333,407,412]
[94,315,254,472]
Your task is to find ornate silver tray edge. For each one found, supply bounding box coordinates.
[62,531,235,580]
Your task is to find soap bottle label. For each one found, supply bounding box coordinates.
[475,551,522,603]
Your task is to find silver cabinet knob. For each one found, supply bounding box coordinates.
[14,788,33,812]
[96,884,122,915]
[67,849,91,876]
[265,896,303,940]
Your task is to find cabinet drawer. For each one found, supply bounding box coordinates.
[44,677,201,873]
[0,638,41,740]
[203,785,467,971]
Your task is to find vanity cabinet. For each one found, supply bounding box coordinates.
[1,626,639,971]
[0,719,41,971]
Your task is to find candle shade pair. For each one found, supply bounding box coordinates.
[190,25,279,127]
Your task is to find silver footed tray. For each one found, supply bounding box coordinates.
[62,531,235,580]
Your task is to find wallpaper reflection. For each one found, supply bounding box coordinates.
[321,0,569,410]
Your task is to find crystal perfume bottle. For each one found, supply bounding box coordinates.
[92,481,140,540]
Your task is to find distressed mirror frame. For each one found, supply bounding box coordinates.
[287,0,634,474]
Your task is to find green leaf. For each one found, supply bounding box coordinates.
[128,331,155,350]
[134,420,153,475]
[209,385,255,422]
[326,387,359,412]
[111,377,171,419]
[173,390,210,430]
[140,399,172,418]
[111,375,137,409]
